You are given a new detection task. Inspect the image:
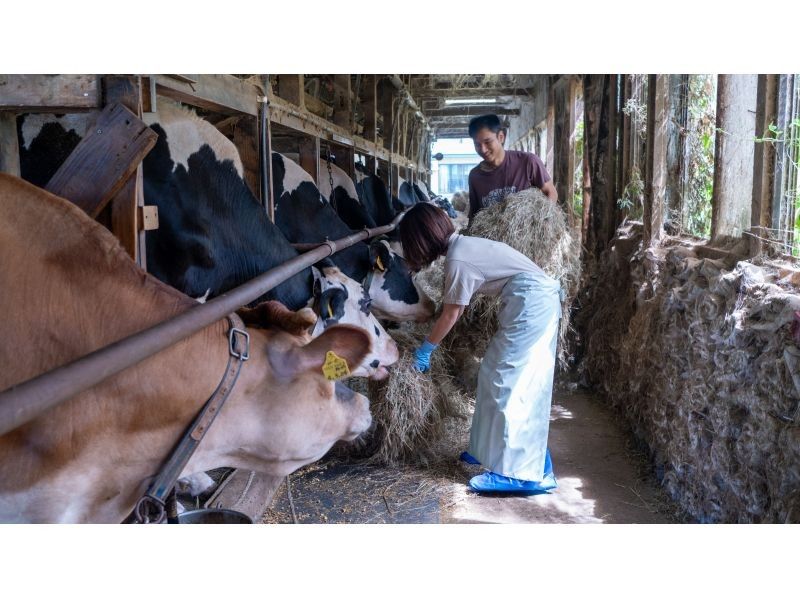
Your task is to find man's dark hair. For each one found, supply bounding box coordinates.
[398,202,455,272]
[468,114,503,138]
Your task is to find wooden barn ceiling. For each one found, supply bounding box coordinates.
[409,74,545,138]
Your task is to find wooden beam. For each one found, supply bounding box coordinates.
[298,135,320,184]
[206,469,283,523]
[0,112,20,176]
[411,87,532,99]
[277,75,305,109]
[711,75,758,242]
[268,92,414,171]
[45,102,157,219]
[644,74,669,245]
[361,74,378,144]
[426,107,521,118]
[151,74,259,116]
[0,75,100,111]
[332,75,352,132]
[104,76,147,266]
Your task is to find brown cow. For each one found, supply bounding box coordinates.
[0,174,374,523]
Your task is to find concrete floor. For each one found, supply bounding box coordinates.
[264,387,685,524]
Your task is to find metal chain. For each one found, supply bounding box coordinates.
[325,147,336,212]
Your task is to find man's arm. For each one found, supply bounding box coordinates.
[540,179,558,203]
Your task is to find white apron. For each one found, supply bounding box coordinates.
[468,271,561,481]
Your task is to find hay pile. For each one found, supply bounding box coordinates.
[360,325,472,465]
[445,187,582,369]
[580,223,800,522]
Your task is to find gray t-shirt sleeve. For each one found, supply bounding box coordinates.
[443,259,485,305]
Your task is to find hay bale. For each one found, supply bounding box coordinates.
[445,187,582,369]
[451,191,469,213]
[580,226,800,522]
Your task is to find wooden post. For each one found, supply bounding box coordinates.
[379,78,395,151]
[298,135,320,184]
[333,75,352,132]
[644,74,669,245]
[362,75,378,144]
[553,76,577,222]
[0,112,20,176]
[231,116,261,201]
[278,75,305,109]
[104,76,149,267]
[665,75,688,223]
[750,74,779,255]
[546,80,555,175]
[711,75,758,242]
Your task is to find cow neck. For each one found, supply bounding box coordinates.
[134,314,250,524]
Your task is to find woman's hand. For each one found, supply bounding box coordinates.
[412,339,438,372]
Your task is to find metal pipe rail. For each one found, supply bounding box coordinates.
[0,213,404,438]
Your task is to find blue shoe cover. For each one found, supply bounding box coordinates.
[468,449,557,494]
[469,471,557,494]
[459,451,481,465]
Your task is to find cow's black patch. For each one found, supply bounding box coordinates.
[355,174,395,226]
[142,124,312,309]
[330,186,376,230]
[17,118,82,188]
[272,153,369,283]
[370,240,419,305]
[319,286,348,329]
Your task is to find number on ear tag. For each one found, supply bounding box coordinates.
[322,350,350,380]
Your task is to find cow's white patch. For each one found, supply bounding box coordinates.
[317,159,359,204]
[20,113,90,150]
[194,289,211,304]
[277,153,323,201]
[311,266,398,377]
[415,180,431,201]
[144,100,243,177]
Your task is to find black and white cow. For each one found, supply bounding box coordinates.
[16,101,399,378]
[273,154,434,322]
[354,163,397,227]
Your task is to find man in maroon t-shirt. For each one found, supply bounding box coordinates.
[467,114,558,224]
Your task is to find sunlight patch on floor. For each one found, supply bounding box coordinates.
[444,477,603,524]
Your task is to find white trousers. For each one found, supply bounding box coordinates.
[469,271,561,481]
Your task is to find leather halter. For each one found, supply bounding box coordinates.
[134,313,250,524]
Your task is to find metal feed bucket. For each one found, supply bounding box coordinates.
[177,508,253,524]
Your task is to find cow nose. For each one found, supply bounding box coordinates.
[370,359,380,368]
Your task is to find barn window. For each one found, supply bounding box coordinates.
[773,74,800,256]
[684,74,717,238]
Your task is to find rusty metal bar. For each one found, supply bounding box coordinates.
[0,213,404,438]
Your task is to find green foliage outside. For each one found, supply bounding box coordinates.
[573,118,584,220]
[685,75,716,238]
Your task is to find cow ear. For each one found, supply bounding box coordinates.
[369,240,391,272]
[318,287,346,324]
[272,325,372,381]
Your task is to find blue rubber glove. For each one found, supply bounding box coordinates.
[412,339,438,372]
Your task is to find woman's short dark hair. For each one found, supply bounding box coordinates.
[468,114,503,138]
[398,203,455,272]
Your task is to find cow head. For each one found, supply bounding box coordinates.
[367,238,436,323]
[235,323,375,476]
[311,265,399,379]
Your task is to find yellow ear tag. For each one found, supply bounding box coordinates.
[322,350,350,381]
[376,256,385,272]
[327,304,334,318]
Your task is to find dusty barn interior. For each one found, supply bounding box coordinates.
[0,74,798,524]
